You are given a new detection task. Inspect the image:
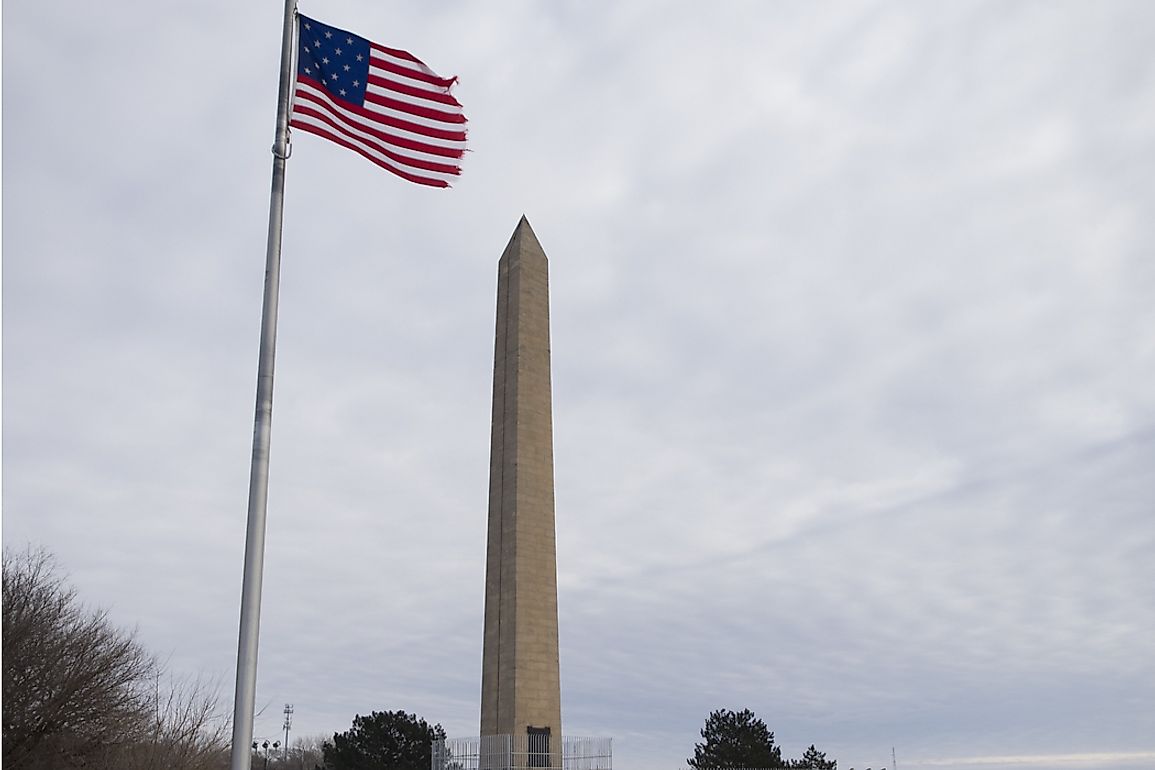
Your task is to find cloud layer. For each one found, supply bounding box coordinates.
[4,2,1153,769]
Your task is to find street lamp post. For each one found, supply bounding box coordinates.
[252,739,281,770]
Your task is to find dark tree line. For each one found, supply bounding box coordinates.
[3,547,228,770]
[3,549,441,770]
[5,547,877,770]
[249,712,444,770]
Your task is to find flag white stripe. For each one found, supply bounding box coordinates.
[294,81,466,155]
[367,56,460,100]
[291,106,461,170]
[360,82,465,129]
[288,103,464,172]
[365,69,461,111]
[369,48,457,89]
[365,66,465,117]
[291,112,458,184]
[291,15,466,186]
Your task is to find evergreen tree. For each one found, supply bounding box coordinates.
[323,710,445,770]
[792,744,836,769]
[688,709,787,769]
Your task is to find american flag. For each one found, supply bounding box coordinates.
[290,14,467,187]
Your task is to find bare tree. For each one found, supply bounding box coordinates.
[3,547,154,769]
[286,733,330,770]
[4,547,233,770]
[112,672,230,770]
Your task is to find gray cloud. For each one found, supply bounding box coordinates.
[4,2,1153,769]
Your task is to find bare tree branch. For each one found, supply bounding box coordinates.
[3,547,229,770]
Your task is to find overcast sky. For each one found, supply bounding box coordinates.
[4,2,1154,769]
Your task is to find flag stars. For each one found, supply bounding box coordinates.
[292,15,465,185]
[297,17,370,105]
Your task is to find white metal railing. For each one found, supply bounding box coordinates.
[433,735,612,770]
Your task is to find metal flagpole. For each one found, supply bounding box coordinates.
[229,0,297,767]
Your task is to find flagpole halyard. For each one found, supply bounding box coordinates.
[228,1,298,768]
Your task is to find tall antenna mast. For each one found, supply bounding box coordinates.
[892,746,897,770]
[282,704,294,760]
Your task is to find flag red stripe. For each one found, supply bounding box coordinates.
[370,42,421,65]
[370,46,458,89]
[291,88,463,173]
[290,120,452,187]
[362,85,467,125]
[291,100,462,161]
[366,72,462,108]
[290,107,462,176]
[291,16,466,186]
[296,76,467,142]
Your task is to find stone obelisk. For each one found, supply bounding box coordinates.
[480,216,562,746]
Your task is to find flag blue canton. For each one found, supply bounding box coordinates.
[289,12,467,186]
[297,16,370,107]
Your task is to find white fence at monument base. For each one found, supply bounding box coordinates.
[433,735,612,770]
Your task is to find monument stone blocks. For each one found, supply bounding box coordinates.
[481,217,562,747]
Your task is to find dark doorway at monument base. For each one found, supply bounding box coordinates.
[527,726,550,768]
